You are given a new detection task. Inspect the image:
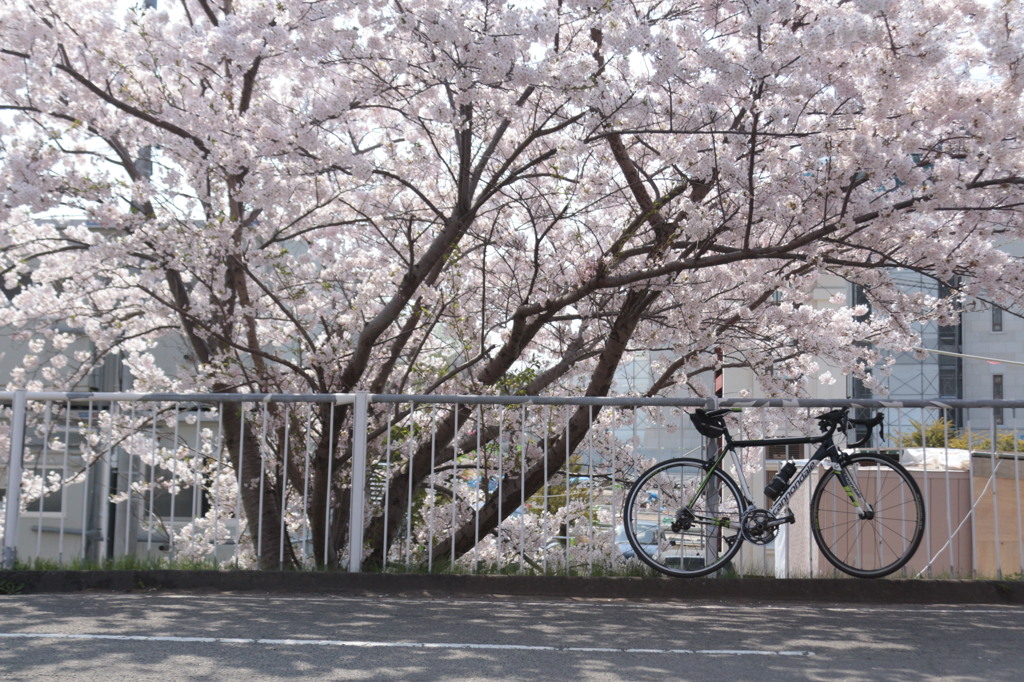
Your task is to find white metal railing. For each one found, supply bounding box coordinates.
[3,390,1024,578]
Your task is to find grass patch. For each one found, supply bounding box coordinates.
[8,553,1017,580]
[12,555,225,572]
[374,557,666,578]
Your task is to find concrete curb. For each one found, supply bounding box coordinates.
[1,570,1023,604]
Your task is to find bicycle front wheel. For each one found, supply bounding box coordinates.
[623,458,744,578]
[811,454,925,578]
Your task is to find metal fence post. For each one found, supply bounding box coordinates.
[348,391,369,573]
[704,397,721,574]
[3,389,28,569]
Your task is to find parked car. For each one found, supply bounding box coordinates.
[616,523,716,571]
[615,523,662,559]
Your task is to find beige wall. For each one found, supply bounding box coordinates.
[972,454,1024,578]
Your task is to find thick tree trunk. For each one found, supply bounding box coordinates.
[219,402,297,569]
[307,403,359,568]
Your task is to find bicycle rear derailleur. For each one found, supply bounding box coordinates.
[740,508,795,545]
[672,508,694,533]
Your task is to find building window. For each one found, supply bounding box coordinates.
[24,450,64,514]
[767,443,804,460]
[994,374,1004,425]
[992,306,1004,332]
[938,361,961,399]
[142,465,209,521]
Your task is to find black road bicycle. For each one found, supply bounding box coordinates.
[623,408,926,578]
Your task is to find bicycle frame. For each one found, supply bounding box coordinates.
[693,430,872,524]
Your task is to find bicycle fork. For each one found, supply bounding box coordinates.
[831,460,875,520]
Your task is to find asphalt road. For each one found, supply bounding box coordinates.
[1,592,1022,681]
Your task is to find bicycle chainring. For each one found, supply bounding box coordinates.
[741,508,779,545]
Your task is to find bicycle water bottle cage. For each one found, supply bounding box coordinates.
[690,409,726,438]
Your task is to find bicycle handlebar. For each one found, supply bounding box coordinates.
[846,412,885,447]
[818,408,884,447]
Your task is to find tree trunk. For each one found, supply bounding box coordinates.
[362,404,474,567]
[219,402,297,569]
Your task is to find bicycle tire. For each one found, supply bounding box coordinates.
[623,457,745,578]
[811,453,925,578]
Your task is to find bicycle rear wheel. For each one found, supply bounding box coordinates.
[811,454,925,578]
[622,458,744,578]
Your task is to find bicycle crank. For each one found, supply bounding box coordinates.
[740,508,795,545]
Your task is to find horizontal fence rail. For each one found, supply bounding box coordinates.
[4,391,1024,579]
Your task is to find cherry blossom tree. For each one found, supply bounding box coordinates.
[2,0,1022,568]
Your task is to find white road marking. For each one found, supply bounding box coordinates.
[0,632,814,656]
